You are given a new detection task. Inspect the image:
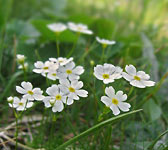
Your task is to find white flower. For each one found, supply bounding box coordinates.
[47,23,67,33]
[17,54,25,64]
[18,62,28,70]
[7,96,14,107]
[59,79,88,105]
[122,65,155,88]
[58,61,84,80]
[33,61,58,76]
[16,81,45,101]
[46,70,65,81]
[68,22,93,35]
[96,37,116,47]
[101,86,131,115]
[49,57,73,66]
[94,64,123,84]
[43,85,66,112]
[8,96,33,111]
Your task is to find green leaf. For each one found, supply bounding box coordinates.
[144,99,162,121]
[56,109,142,150]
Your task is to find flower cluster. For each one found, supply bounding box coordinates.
[94,63,155,115]
[33,57,88,112]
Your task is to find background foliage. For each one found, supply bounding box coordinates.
[0,0,168,149]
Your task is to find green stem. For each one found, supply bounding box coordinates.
[67,33,80,57]
[101,45,106,63]
[22,63,27,81]
[35,49,41,60]
[56,39,60,57]
[128,86,134,98]
[15,116,18,150]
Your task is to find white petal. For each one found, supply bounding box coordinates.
[33,69,42,74]
[105,86,115,98]
[52,101,64,112]
[26,102,34,108]
[103,78,114,84]
[72,80,83,90]
[122,72,133,81]
[16,86,26,94]
[110,105,120,116]
[125,65,136,75]
[101,96,111,107]
[72,66,84,75]
[34,61,44,68]
[17,106,25,111]
[23,94,34,101]
[66,61,75,70]
[141,80,155,87]
[130,80,145,88]
[46,85,58,96]
[59,79,70,87]
[69,74,80,81]
[21,82,33,91]
[137,71,150,80]
[33,94,45,101]
[43,97,51,107]
[76,90,88,97]
[118,102,131,112]
[66,97,74,105]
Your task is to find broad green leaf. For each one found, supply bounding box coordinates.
[56,109,142,150]
[144,99,162,121]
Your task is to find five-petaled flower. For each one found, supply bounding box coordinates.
[122,65,155,88]
[96,36,116,48]
[101,86,131,115]
[68,22,93,35]
[59,79,88,105]
[43,85,66,112]
[8,96,33,111]
[16,81,45,101]
[94,64,123,84]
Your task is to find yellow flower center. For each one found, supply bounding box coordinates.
[134,76,141,81]
[103,74,109,79]
[55,94,62,100]
[102,43,107,49]
[19,102,23,106]
[66,69,72,74]
[112,98,119,105]
[69,87,75,93]
[28,90,34,95]
[52,73,56,76]
[43,66,49,70]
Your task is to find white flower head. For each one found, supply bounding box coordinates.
[17,54,25,64]
[122,65,155,88]
[43,85,66,112]
[47,23,67,33]
[94,64,123,84]
[96,36,116,48]
[8,96,33,111]
[58,61,84,80]
[68,22,93,35]
[49,57,73,66]
[33,61,58,76]
[59,79,88,105]
[18,62,28,70]
[16,81,45,101]
[101,86,131,115]
[7,96,14,106]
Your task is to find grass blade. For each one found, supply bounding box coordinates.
[56,109,143,150]
[148,129,168,150]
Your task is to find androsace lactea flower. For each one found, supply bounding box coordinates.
[59,79,88,105]
[47,23,67,33]
[122,65,155,88]
[68,22,93,35]
[96,36,116,48]
[58,61,84,80]
[101,86,131,115]
[94,64,123,84]
[43,85,66,112]
[16,81,45,101]
[8,96,33,111]
[17,54,25,64]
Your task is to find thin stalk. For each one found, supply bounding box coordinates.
[101,45,107,63]
[67,32,80,57]
[128,86,134,98]
[104,125,112,150]
[56,38,60,57]
[22,63,27,81]
[35,49,41,60]
[15,116,18,150]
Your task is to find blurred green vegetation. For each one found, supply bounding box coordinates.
[1,0,168,149]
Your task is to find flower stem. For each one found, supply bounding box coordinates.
[67,32,80,57]
[22,63,27,81]
[15,116,18,150]
[56,38,60,57]
[101,45,106,63]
